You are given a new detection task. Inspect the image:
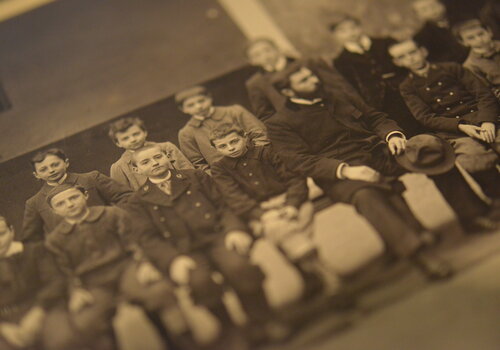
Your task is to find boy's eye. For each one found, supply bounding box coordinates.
[51,162,60,167]
[230,139,239,145]
[217,144,226,149]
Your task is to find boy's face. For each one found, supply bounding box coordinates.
[285,67,321,98]
[390,41,427,71]
[132,147,170,178]
[50,188,89,221]
[0,220,14,258]
[181,95,213,117]
[247,41,281,68]
[332,19,363,44]
[413,0,446,22]
[34,154,69,183]
[212,132,248,158]
[115,125,148,150]
[459,26,493,50]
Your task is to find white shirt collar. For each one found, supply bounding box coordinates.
[149,170,172,184]
[344,35,372,54]
[290,97,323,105]
[3,241,24,258]
[263,55,288,72]
[47,173,68,187]
[193,107,215,121]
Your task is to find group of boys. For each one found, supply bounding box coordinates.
[1,0,499,349]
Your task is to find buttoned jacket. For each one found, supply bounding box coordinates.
[211,143,308,220]
[110,141,193,191]
[126,169,247,269]
[22,171,133,242]
[265,89,401,183]
[463,41,500,90]
[399,63,499,134]
[178,105,268,171]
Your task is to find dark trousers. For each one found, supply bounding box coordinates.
[187,237,269,323]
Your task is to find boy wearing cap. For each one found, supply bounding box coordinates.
[43,184,187,350]
[412,0,469,63]
[453,19,500,98]
[176,85,269,172]
[209,123,339,297]
[21,148,132,242]
[389,39,500,199]
[0,215,64,350]
[109,117,193,191]
[127,144,290,345]
[330,15,424,136]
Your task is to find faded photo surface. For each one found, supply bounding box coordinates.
[0,0,499,349]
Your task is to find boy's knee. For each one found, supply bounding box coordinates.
[42,309,79,350]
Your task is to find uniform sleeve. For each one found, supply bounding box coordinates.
[33,244,66,309]
[110,161,133,190]
[92,171,133,205]
[399,80,461,132]
[160,142,194,170]
[266,118,343,181]
[194,170,248,233]
[233,105,270,146]
[20,199,45,242]
[456,64,499,123]
[246,77,277,121]
[211,162,263,220]
[178,128,210,172]
[267,148,308,209]
[45,235,81,288]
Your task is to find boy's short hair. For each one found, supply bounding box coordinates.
[245,37,278,56]
[387,38,420,56]
[30,148,68,171]
[129,144,163,166]
[0,215,12,228]
[46,184,86,207]
[174,86,210,108]
[452,19,489,41]
[209,123,246,147]
[108,117,146,143]
[328,13,360,32]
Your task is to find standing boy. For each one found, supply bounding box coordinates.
[330,14,424,136]
[0,215,64,350]
[176,85,269,172]
[389,39,500,199]
[412,0,469,63]
[127,144,289,345]
[21,148,132,242]
[43,184,186,350]
[109,117,193,191]
[453,19,500,98]
[209,123,339,297]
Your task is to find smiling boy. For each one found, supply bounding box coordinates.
[21,148,132,242]
[109,117,193,191]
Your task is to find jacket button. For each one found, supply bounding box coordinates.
[425,87,430,91]
[254,181,260,185]
[186,190,191,195]
[160,217,166,222]
[446,107,451,111]
[204,213,211,219]
[195,202,201,207]
[153,205,159,210]
[143,185,149,192]
[459,101,464,104]
[437,81,442,86]
[455,116,460,119]
[248,173,253,177]
[470,109,475,113]
[162,231,171,238]
[242,162,247,167]
[449,92,454,96]
[436,98,441,103]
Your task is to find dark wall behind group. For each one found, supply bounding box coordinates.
[0,66,256,232]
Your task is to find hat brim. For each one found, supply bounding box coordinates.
[395,136,456,175]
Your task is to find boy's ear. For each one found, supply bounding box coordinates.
[64,159,70,169]
[83,191,90,201]
[33,171,40,180]
[420,46,429,59]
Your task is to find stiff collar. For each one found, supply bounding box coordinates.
[470,40,500,58]
[56,206,106,235]
[289,97,324,105]
[2,241,24,258]
[187,107,218,128]
[344,35,372,55]
[138,170,190,206]
[149,170,172,185]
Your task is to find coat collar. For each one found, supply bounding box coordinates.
[408,63,439,81]
[138,171,190,206]
[56,206,106,235]
[220,142,265,169]
[186,107,218,128]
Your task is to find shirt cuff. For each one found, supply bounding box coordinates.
[385,131,406,142]
[336,163,348,179]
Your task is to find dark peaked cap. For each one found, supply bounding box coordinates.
[46,184,86,206]
[271,60,309,91]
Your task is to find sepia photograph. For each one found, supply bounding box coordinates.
[0,0,499,349]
